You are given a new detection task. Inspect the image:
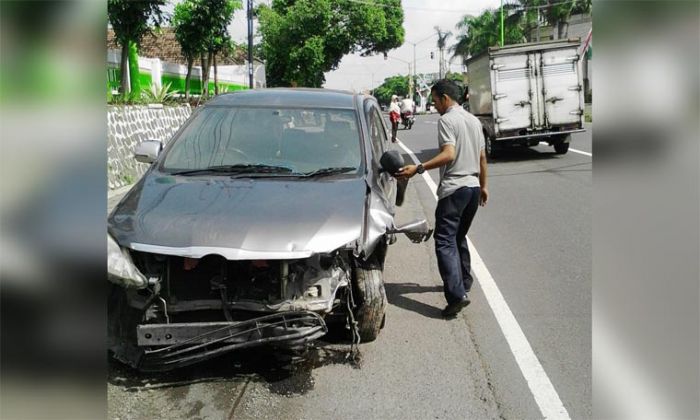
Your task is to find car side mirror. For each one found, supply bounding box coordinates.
[388,218,433,243]
[134,140,163,164]
[379,150,404,174]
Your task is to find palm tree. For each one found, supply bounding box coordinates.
[434,26,452,78]
[539,0,592,39]
[450,8,524,65]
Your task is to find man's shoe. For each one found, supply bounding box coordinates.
[441,297,470,318]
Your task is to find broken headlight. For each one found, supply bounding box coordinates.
[108,234,147,288]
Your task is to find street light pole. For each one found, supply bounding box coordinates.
[406,33,437,99]
[247,0,254,89]
[500,0,504,47]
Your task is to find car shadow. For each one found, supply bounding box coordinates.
[489,146,561,163]
[402,146,567,165]
[385,282,444,320]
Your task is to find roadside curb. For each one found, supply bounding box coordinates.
[108,184,134,214]
[108,184,134,199]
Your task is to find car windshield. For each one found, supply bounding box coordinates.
[162,106,362,175]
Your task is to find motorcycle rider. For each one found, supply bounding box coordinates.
[399,96,415,129]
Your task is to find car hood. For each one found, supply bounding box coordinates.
[108,174,367,259]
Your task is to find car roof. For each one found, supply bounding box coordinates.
[206,88,363,109]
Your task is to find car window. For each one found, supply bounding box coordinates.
[367,107,388,162]
[162,107,362,174]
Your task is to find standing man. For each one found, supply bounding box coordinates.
[389,95,401,142]
[395,79,489,318]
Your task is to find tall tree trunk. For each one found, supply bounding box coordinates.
[185,58,193,100]
[201,51,213,97]
[200,53,208,97]
[213,53,219,95]
[557,21,567,39]
[207,51,213,94]
[120,43,129,95]
[561,21,569,38]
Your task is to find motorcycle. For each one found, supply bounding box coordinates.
[400,110,415,130]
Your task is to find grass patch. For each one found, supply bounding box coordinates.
[122,174,134,185]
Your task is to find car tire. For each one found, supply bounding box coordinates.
[353,266,387,342]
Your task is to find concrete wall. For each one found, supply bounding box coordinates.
[107,104,191,189]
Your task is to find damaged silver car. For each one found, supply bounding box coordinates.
[108,89,431,371]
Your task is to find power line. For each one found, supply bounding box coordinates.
[344,0,483,14]
[344,0,581,14]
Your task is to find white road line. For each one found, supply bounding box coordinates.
[396,139,571,420]
[539,141,592,157]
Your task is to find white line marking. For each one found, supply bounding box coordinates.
[539,141,592,157]
[396,139,571,420]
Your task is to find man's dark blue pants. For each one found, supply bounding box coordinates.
[434,186,481,304]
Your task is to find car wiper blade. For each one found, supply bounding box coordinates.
[171,164,294,176]
[300,167,357,177]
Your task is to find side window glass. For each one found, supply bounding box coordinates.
[367,107,386,161]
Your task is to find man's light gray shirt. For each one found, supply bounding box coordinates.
[436,105,485,200]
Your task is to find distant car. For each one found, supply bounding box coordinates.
[108,88,431,371]
[381,104,387,111]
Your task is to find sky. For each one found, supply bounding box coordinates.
[222,0,503,91]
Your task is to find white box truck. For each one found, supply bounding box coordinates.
[467,38,586,156]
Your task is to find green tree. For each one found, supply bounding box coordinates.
[373,74,410,105]
[172,0,240,99]
[434,26,452,78]
[172,0,203,99]
[450,8,524,64]
[197,0,241,96]
[513,0,592,40]
[543,0,591,39]
[258,0,404,87]
[108,0,166,95]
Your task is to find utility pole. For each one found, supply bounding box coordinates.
[247,0,254,89]
[500,0,504,47]
[408,63,413,100]
[413,44,416,99]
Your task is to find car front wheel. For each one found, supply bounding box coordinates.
[353,266,387,342]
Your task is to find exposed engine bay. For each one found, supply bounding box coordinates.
[108,250,358,371]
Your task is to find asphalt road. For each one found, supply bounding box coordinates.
[395,113,592,420]
[107,114,591,419]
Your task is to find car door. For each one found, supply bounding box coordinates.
[364,100,396,211]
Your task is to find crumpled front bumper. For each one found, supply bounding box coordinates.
[135,311,327,371]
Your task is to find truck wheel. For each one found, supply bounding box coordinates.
[485,134,497,159]
[353,266,387,342]
[554,142,569,154]
[554,135,570,154]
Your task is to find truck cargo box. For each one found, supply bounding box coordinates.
[467,39,585,139]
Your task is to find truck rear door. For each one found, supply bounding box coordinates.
[490,54,537,134]
[536,47,584,127]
